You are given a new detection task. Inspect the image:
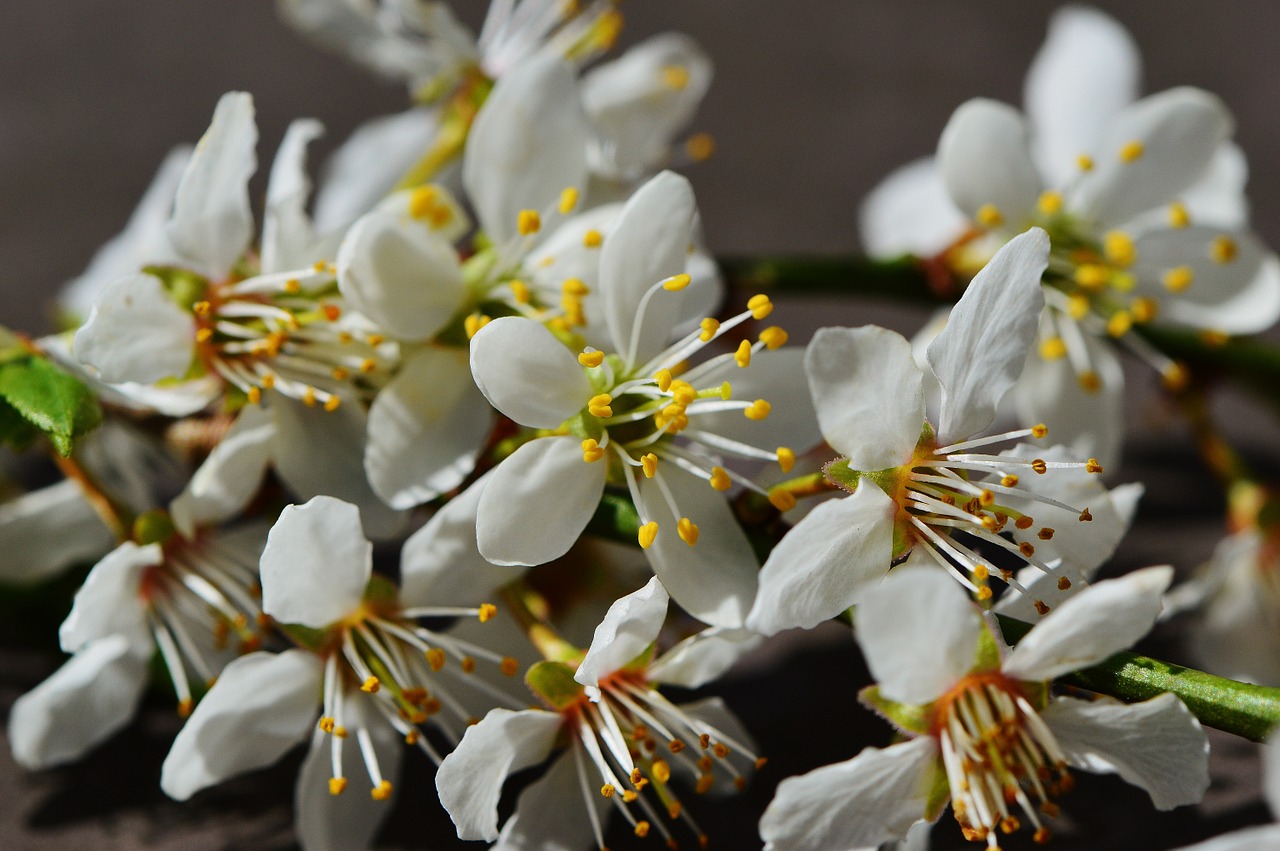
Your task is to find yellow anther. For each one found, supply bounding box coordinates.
[284,278,302,294]
[260,373,276,390]
[777,446,796,473]
[1001,474,1019,487]
[661,64,690,90]
[699,317,720,342]
[677,517,700,546]
[302,387,318,407]
[367,333,386,346]
[1169,202,1190,229]
[331,367,350,381]
[408,185,440,218]
[744,399,771,420]
[622,789,639,803]
[192,300,211,316]
[1037,191,1063,216]
[578,349,605,368]
[685,133,716,162]
[329,777,347,796]
[601,784,616,798]
[1067,293,1091,320]
[1162,362,1189,391]
[337,331,353,344]
[1038,527,1057,540]
[1019,541,1036,557]
[464,313,491,339]
[1078,370,1101,392]
[247,386,262,405]
[979,489,996,506]
[1016,515,1035,531]
[1211,235,1239,264]
[517,209,541,236]
[638,521,659,549]
[634,821,652,838]
[500,657,519,676]
[195,327,213,343]
[313,261,328,273]
[1162,265,1194,293]
[1058,577,1073,591]
[404,729,420,745]
[588,393,613,418]
[333,726,348,738]
[1079,507,1094,522]
[669,380,696,405]
[1118,139,1145,162]
[758,326,788,349]
[478,603,497,623]
[177,698,194,718]
[709,466,732,491]
[319,716,336,733]
[461,656,477,673]
[641,453,659,479]
[371,781,393,801]
[582,439,605,463]
[323,396,342,412]
[562,277,589,296]
[720,381,732,400]
[1131,297,1158,323]
[1077,153,1094,172]
[654,368,673,391]
[652,759,673,784]
[361,676,380,693]
[1031,459,1048,475]
[747,293,773,319]
[1106,311,1133,338]
[559,186,579,215]
[1201,329,1230,347]
[1073,264,1110,291]
[359,358,377,374]
[582,228,603,248]
[977,586,994,601]
[769,489,797,512]
[1104,230,1136,267]
[1039,336,1067,360]
[735,339,753,368]
[662,273,692,291]
[509,279,531,304]
[976,204,1004,228]
[425,648,446,671]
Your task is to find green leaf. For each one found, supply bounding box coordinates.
[0,355,102,456]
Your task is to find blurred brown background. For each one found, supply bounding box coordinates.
[1,1,1279,848]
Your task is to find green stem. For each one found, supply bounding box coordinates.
[999,616,1280,742]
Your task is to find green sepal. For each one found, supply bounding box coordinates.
[858,684,933,736]
[132,510,176,546]
[143,265,208,310]
[973,621,1004,672]
[921,758,951,822]
[461,247,497,290]
[0,354,103,456]
[364,573,401,609]
[1018,678,1050,712]
[822,457,860,492]
[526,660,585,711]
[278,622,329,653]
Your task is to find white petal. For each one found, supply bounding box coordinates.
[1174,826,1280,851]
[166,91,257,277]
[1189,531,1280,685]
[937,98,1042,227]
[260,496,371,628]
[400,470,526,608]
[759,737,939,851]
[463,55,589,248]
[858,157,968,258]
[476,435,606,567]
[268,395,407,540]
[582,32,712,177]
[1013,326,1125,469]
[575,577,669,690]
[60,146,189,319]
[1179,143,1250,229]
[1043,693,1209,810]
[161,649,322,800]
[77,418,187,516]
[1134,226,1280,334]
[170,403,274,537]
[295,691,403,851]
[688,346,823,454]
[1024,6,1140,186]
[365,345,490,509]
[637,465,759,628]
[493,744,607,851]
[1266,736,1280,818]
[648,628,761,689]
[804,325,922,469]
[1004,566,1173,682]
[8,636,150,769]
[261,118,323,274]
[857,563,983,704]
[336,208,467,341]
[1069,87,1234,227]
[600,170,697,366]
[747,480,896,636]
[0,480,114,584]
[73,273,194,385]
[436,708,563,841]
[928,227,1049,444]
[312,107,444,235]
[59,542,157,653]
[469,317,591,428]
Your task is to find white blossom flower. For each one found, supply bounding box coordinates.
[159,496,521,849]
[437,576,762,850]
[469,169,819,627]
[1176,735,1280,851]
[748,229,1127,635]
[759,564,1209,851]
